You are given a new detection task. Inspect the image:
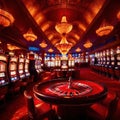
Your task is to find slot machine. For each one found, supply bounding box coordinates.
[0,54,9,101]
[18,56,28,89]
[101,50,106,75]
[100,52,103,65]
[18,57,25,79]
[61,60,68,70]
[99,52,103,74]
[8,56,21,93]
[104,49,110,76]
[55,55,61,68]
[106,49,110,66]
[68,54,74,68]
[108,48,115,78]
[24,58,30,77]
[37,56,43,73]
[8,56,19,82]
[114,46,120,79]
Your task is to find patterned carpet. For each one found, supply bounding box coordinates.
[0,68,120,120]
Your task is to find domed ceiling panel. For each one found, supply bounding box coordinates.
[22,0,106,53]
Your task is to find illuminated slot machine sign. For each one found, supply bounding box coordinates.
[9,57,18,82]
[0,55,9,86]
[18,58,25,79]
[103,51,106,65]
[110,49,115,66]
[100,52,103,65]
[25,59,30,77]
[55,55,61,67]
[106,49,110,65]
[116,46,120,66]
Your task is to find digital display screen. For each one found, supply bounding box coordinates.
[10,63,16,71]
[19,58,24,62]
[29,47,40,51]
[25,69,28,72]
[19,63,23,70]
[10,71,16,75]
[117,56,120,60]
[111,57,114,60]
[25,63,28,69]
[19,70,23,74]
[111,62,114,65]
[0,72,5,77]
[117,62,120,65]
[0,62,6,72]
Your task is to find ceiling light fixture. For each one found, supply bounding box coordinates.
[55,16,73,35]
[76,47,81,52]
[55,36,72,55]
[7,44,20,51]
[39,40,47,48]
[0,9,14,27]
[96,20,114,36]
[23,28,37,42]
[48,48,54,53]
[83,40,93,48]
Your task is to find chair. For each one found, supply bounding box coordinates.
[24,90,55,120]
[87,92,119,120]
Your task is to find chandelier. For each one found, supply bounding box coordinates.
[76,47,81,52]
[96,20,114,36]
[39,40,47,48]
[7,44,20,51]
[0,9,14,27]
[48,48,54,53]
[83,40,93,48]
[55,36,72,55]
[23,28,37,42]
[117,11,120,20]
[55,16,73,35]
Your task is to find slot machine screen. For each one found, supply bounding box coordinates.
[19,63,23,70]
[117,56,120,60]
[25,63,28,72]
[10,63,17,76]
[25,63,28,69]
[0,62,6,72]
[107,57,110,65]
[10,63,17,71]
[0,72,5,77]
[117,55,120,65]
[10,71,16,76]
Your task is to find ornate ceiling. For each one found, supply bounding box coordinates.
[0,0,120,54]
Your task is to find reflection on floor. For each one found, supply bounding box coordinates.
[0,68,120,120]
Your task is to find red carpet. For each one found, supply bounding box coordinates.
[0,68,120,120]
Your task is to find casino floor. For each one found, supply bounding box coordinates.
[0,68,120,120]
